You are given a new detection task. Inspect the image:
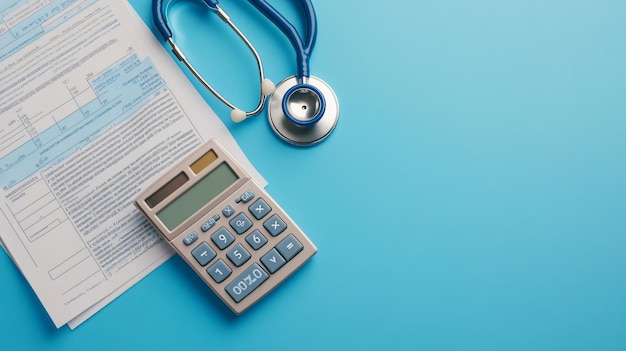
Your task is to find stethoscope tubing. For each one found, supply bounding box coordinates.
[247,0,326,127]
[247,0,317,82]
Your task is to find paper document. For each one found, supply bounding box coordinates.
[0,0,265,328]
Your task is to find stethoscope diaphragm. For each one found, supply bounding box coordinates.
[268,75,339,146]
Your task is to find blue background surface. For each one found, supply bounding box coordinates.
[1,1,625,350]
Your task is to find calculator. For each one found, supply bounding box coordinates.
[134,139,317,314]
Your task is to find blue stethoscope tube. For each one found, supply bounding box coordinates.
[153,0,339,145]
[248,0,315,82]
[249,0,326,127]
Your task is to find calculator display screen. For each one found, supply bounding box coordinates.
[157,162,238,230]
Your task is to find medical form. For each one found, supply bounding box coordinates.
[0,0,264,328]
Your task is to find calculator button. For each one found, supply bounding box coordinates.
[226,244,251,267]
[225,263,269,303]
[236,190,255,203]
[229,213,253,234]
[182,231,198,246]
[263,214,287,237]
[245,230,267,250]
[207,259,232,283]
[275,234,303,261]
[201,214,220,232]
[191,242,216,266]
[260,248,286,274]
[248,198,271,220]
[211,227,235,250]
[222,205,235,218]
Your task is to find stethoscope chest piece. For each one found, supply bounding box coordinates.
[269,75,339,146]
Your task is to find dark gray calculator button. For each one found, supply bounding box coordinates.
[276,234,303,261]
[248,198,271,220]
[191,242,216,266]
[260,248,286,274]
[222,205,235,218]
[229,213,253,234]
[245,229,267,250]
[226,244,251,267]
[211,227,235,250]
[263,214,286,236]
[182,231,198,246]
[207,259,232,283]
[225,263,269,303]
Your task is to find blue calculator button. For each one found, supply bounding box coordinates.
[222,205,235,217]
[245,229,267,250]
[182,231,198,246]
[275,234,303,261]
[191,242,216,266]
[260,248,286,274]
[201,214,220,232]
[263,214,287,237]
[236,190,255,203]
[225,263,269,303]
[229,213,253,234]
[248,198,271,220]
[226,244,251,267]
[211,227,235,250]
[207,259,232,283]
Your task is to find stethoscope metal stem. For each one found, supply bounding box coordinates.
[167,6,268,117]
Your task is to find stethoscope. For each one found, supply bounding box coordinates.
[153,0,339,146]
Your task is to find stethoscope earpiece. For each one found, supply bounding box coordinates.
[154,0,339,145]
[231,109,247,123]
[261,78,276,96]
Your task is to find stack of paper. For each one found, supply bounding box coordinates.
[0,0,264,329]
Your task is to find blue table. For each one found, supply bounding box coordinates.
[2,1,625,350]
